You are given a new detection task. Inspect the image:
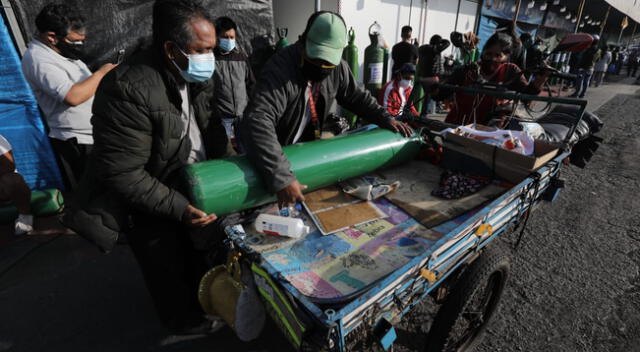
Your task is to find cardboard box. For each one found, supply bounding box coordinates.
[443,126,559,184]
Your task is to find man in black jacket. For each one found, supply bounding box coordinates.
[76,0,231,334]
[418,35,450,114]
[391,25,418,74]
[570,35,601,98]
[239,11,411,208]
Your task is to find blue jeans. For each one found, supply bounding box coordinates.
[220,114,240,138]
[426,99,437,115]
[574,69,593,97]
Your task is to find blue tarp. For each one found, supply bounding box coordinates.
[477,16,499,53]
[0,14,63,190]
[476,16,537,54]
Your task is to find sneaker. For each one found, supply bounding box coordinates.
[14,214,33,235]
[203,314,226,334]
[170,314,226,336]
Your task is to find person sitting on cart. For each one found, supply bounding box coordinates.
[238,11,412,208]
[425,32,551,127]
[378,63,419,117]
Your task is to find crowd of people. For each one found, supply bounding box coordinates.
[2,0,621,336]
[384,23,639,124]
[383,24,553,127]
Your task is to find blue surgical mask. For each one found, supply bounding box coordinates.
[218,38,236,52]
[172,47,215,83]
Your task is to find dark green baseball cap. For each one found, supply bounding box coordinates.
[305,12,347,66]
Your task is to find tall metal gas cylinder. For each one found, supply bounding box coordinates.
[342,27,359,126]
[364,22,385,97]
[382,45,390,87]
[275,28,290,51]
[411,61,424,114]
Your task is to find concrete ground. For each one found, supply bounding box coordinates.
[0,76,638,352]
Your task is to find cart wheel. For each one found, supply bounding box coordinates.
[425,244,511,352]
[524,83,553,119]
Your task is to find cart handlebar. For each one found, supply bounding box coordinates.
[426,82,587,107]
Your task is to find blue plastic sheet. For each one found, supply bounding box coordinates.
[477,16,499,53]
[0,15,64,190]
[476,16,537,54]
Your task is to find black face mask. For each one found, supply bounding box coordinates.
[57,40,85,60]
[302,59,334,82]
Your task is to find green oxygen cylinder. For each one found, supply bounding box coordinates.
[275,28,290,51]
[179,129,423,216]
[470,48,479,63]
[342,27,359,127]
[411,61,425,114]
[363,22,385,98]
[0,188,65,223]
[382,45,390,87]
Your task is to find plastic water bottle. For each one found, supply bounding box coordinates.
[255,214,310,239]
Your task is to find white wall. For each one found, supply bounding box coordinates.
[271,0,480,82]
[422,0,479,56]
[338,0,424,82]
[272,0,337,45]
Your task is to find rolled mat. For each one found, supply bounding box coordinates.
[180,128,424,216]
[0,188,65,223]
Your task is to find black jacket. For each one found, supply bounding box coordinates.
[418,39,450,77]
[239,42,392,193]
[213,47,255,117]
[579,46,602,70]
[391,41,418,73]
[82,47,232,222]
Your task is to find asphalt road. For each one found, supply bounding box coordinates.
[1,87,638,352]
[475,90,640,352]
[393,89,640,352]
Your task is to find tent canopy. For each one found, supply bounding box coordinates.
[604,0,640,25]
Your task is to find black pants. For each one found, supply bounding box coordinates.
[628,63,638,77]
[126,215,225,331]
[49,137,92,191]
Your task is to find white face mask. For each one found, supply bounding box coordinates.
[399,79,413,88]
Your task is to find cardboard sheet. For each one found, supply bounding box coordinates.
[315,201,383,233]
[378,160,506,228]
[304,186,383,234]
[304,186,358,212]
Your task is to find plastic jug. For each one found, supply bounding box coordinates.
[255,214,310,239]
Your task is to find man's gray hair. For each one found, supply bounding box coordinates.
[152,0,214,50]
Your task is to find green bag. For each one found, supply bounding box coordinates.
[0,188,64,223]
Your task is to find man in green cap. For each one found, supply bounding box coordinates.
[240,11,412,207]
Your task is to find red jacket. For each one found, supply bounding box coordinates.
[378,79,419,117]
